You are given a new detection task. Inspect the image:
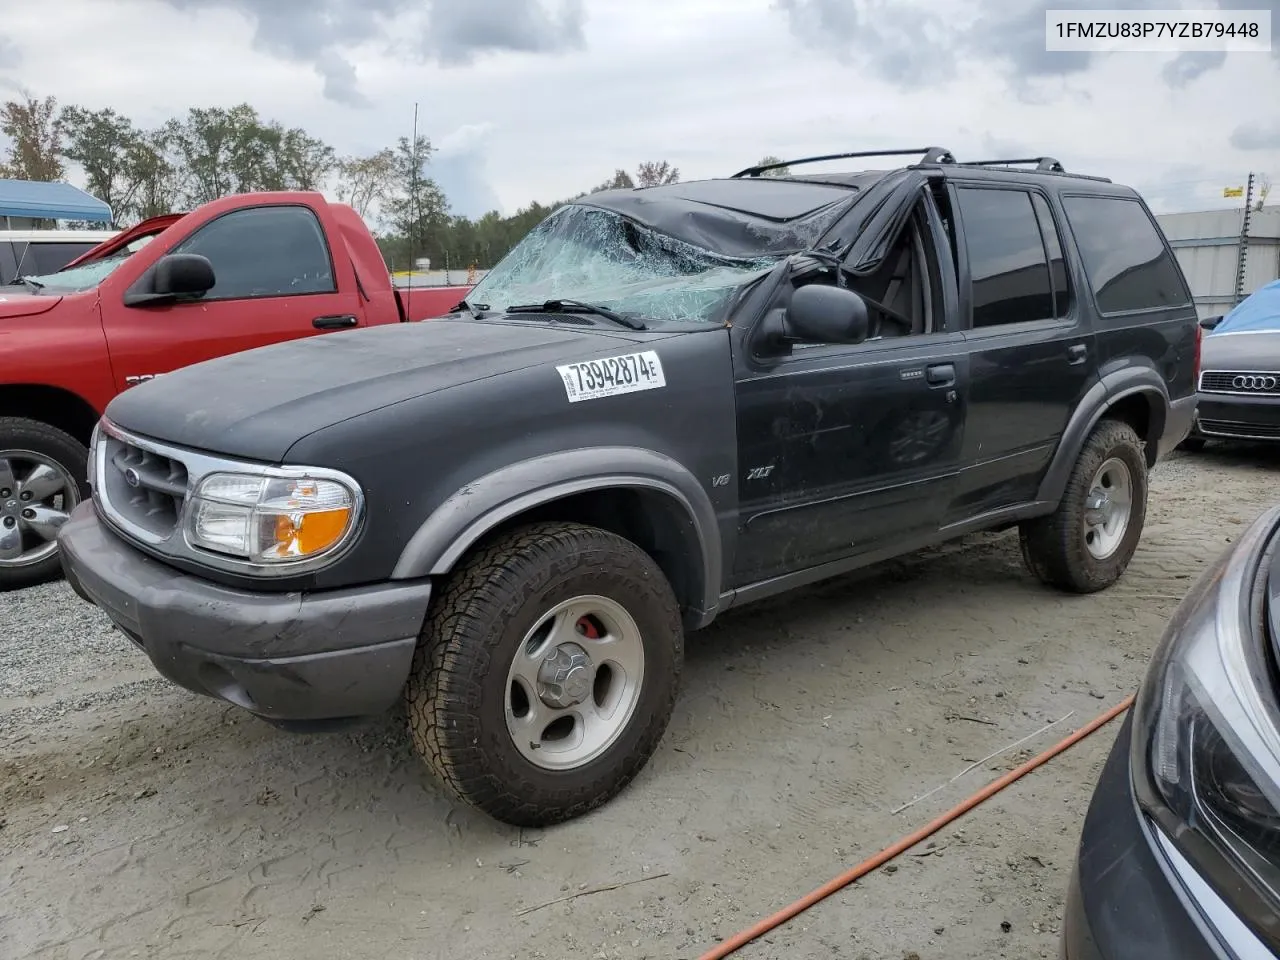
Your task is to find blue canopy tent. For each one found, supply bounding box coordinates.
[0,179,113,224]
[1212,279,1280,336]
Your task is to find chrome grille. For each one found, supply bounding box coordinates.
[1198,419,1280,441]
[96,430,190,541]
[1199,371,1280,397]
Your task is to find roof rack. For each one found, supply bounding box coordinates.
[731,147,956,178]
[961,157,1065,173]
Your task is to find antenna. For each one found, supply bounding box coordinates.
[406,101,420,321]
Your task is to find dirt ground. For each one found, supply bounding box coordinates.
[3,444,1278,960]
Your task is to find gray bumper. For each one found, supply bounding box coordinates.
[1159,395,1197,459]
[58,502,432,721]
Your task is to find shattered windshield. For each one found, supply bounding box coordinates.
[466,204,781,324]
[20,253,134,293]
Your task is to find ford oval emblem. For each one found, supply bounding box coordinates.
[124,467,142,488]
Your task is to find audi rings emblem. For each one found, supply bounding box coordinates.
[1232,374,1279,391]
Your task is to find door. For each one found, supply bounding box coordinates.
[730,186,968,585]
[100,204,366,392]
[945,183,1096,519]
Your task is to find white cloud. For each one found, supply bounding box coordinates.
[0,0,1273,217]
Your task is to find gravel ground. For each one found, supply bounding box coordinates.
[2,443,1278,960]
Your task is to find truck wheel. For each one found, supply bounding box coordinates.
[405,521,683,826]
[0,418,88,592]
[1019,419,1148,594]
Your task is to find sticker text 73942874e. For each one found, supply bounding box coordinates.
[557,350,666,402]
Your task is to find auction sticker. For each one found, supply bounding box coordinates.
[557,350,666,402]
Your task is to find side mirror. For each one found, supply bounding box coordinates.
[786,284,870,344]
[1199,315,1223,331]
[155,254,215,298]
[124,253,215,306]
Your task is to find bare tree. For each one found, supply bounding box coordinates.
[334,148,397,220]
[635,160,679,187]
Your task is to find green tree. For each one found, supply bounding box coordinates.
[591,168,634,193]
[755,155,791,177]
[59,106,144,226]
[382,134,449,267]
[164,103,335,205]
[0,91,64,181]
[124,130,183,222]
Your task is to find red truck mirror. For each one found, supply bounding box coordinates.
[124,254,215,307]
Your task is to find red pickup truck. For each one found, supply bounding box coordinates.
[0,191,470,590]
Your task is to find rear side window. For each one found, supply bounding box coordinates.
[0,242,17,284]
[1031,194,1073,319]
[173,205,336,300]
[1061,195,1189,314]
[955,187,1055,328]
[27,242,97,275]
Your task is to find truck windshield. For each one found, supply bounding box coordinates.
[466,204,780,324]
[20,252,135,294]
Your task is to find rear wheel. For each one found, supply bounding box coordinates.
[1019,419,1148,594]
[0,418,87,592]
[405,521,683,826]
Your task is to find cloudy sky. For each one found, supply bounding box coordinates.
[1,0,1276,219]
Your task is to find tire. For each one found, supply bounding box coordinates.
[1178,435,1207,453]
[1019,419,1148,594]
[0,417,89,592]
[405,521,684,826]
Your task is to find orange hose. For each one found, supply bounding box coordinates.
[696,694,1136,960]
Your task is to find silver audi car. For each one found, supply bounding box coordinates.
[1185,279,1280,449]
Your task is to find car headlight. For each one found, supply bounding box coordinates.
[185,470,362,566]
[1130,509,1280,950]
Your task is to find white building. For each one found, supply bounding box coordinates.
[1157,203,1280,319]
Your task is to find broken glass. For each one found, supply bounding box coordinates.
[466,204,783,325]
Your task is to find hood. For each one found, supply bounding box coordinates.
[0,290,63,320]
[105,318,659,462]
[1202,328,1280,374]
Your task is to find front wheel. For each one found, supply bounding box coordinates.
[0,418,88,592]
[1019,419,1148,594]
[405,521,684,826]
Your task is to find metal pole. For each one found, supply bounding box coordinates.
[1234,172,1255,306]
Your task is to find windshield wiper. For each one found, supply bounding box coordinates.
[449,298,490,319]
[506,299,647,331]
[15,275,44,290]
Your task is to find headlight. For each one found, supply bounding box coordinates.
[185,470,361,566]
[1130,509,1280,950]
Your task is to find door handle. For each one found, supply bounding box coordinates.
[926,362,955,386]
[313,314,359,330]
[1067,344,1088,365]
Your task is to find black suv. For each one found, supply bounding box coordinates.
[57,147,1199,826]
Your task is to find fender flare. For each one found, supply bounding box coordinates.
[390,446,722,624]
[1036,367,1169,505]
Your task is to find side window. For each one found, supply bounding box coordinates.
[1030,194,1073,319]
[0,242,17,284]
[1060,195,1190,314]
[955,188,1055,328]
[29,242,97,275]
[172,205,336,300]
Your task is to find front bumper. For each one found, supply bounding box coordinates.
[57,502,432,721]
[1192,392,1280,442]
[1061,713,1262,960]
[1160,395,1199,459]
